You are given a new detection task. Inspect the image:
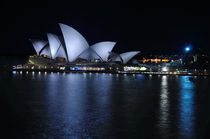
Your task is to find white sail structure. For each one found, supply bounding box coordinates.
[30,23,140,64]
[108,52,123,63]
[47,33,61,59]
[119,51,140,64]
[47,33,67,60]
[40,44,52,57]
[30,40,48,55]
[55,45,67,59]
[59,23,89,62]
[91,41,116,61]
[79,48,101,60]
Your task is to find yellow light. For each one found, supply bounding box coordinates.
[162,59,169,62]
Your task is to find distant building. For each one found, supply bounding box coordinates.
[136,54,184,71]
[183,47,209,70]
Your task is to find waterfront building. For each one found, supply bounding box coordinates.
[30,23,140,65]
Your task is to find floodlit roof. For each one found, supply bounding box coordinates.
[47,33,67,59]
[120,51,140,64]
[59,23,89,62]
[79,48,101,60]
[91,41,116,61]
[47,33,61,59]
[108,52,123,63]
[30,39,48,55]
[40,44,52,57]
[30,23,140,64]
[55,45,67,59]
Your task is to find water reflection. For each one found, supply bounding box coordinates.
[179,76,195,138]
[45,73,112,137]
[5,71,208,138]
[158,76,170,137]
[12,71,17,75]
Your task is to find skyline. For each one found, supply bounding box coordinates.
[1,1,210,56]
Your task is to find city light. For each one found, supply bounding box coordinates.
[185,46,191,52]
[162,67,168,72]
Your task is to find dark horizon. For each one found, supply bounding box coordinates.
[1,1,210,56]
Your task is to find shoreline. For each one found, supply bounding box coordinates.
[11,68,209,76]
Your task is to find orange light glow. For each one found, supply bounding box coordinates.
[162,59,169,62]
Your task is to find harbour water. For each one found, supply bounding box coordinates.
[0,69,210,138]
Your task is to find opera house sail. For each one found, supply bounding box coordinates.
[40,44,52,58]
[59,23,89,62]
[119,51,140,64]
[91,41,116,61]
[47,33,67,60]
[79,48,101,60]
[30,23,140,65]
[30,39,48,55]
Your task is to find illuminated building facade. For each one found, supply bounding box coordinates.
[31,23,140,64]
[140,58,170,63]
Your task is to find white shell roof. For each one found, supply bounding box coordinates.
[47,33,62,59]
[31,40,48,55]
[79,48,101,60]
[119,51,140,64]
[59,23,89,62]
[108,52,123,63]
[55,45,67,59]
[30,23,140,64]
[91,41,116,61]
[40,44,52,57]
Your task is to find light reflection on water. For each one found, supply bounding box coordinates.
[157,75,196,138]
[45,73,113,137]
[3,72,210,138]
[178,76,195,139]
[158,76,170,138]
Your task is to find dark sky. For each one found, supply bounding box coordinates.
[1,1,210,56]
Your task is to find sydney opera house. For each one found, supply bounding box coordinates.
[26,23,141,72]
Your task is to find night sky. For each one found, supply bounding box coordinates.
[1,1,210,56]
